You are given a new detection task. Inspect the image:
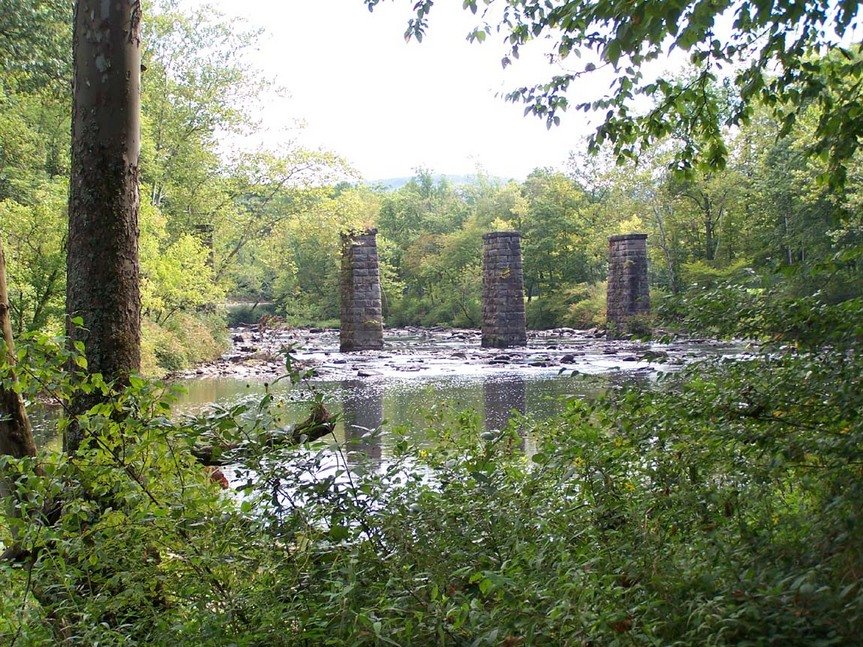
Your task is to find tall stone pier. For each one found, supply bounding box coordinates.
[340,229,383,352]
[606,233,650,338]
[482,231,527,348]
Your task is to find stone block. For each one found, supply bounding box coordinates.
[340,229,384,352]
[482,231,526,348]
[606,233,650,339]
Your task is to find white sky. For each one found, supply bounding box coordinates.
[190,0,607,182]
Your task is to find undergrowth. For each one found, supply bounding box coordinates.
[1,306,862,645]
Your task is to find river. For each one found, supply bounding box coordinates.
[170,326,742,459]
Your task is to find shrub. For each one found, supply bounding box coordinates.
[525,293,569,329]
[564,281,608,329]
[226,302,278,327]
[681,258,755,289]
[140,311,228,376]
[525,283,608,330]
[3,318,862,645]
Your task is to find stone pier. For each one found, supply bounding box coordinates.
[482,231,527,348]
[606,233,650,338]
[340,229,383,352]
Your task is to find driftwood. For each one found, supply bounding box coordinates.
[192,401,335,466]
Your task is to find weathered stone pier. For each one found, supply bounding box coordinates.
[340,229,383,352]
[481,231,527,348]
[606,233,650,338]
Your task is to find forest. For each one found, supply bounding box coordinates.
[1,0,862,644]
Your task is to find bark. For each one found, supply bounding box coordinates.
[704,203,716,261]
[66,0,143,454]
[0,236,38,462]
[651,203,680,294]
[0,235,42,563]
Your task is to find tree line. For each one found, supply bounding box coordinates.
[3,2,862,377]
[0,0,862,643]
[251,105,862,336]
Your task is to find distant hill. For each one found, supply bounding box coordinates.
[367,174,510,191]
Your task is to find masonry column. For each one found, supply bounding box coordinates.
[340,229,383,352]
[482,231,527,348]
[606,233,650,338]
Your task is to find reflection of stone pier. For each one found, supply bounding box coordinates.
[483,376,526,433]
[341,381,383,462]
[606,233,650,338]
[482,231,526,348]
[340,229,384,352]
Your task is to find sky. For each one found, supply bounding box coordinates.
[188,0,607,182]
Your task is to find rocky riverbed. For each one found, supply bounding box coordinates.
[173,325,742,384]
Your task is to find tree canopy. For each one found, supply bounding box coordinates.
[2,1,863,643]
[366,0,863,185]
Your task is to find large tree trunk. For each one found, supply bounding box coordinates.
[66,0,142,454]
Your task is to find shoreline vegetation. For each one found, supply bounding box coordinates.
[2,0,863,642]
[2,309,861,643]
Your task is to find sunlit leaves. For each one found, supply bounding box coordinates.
[140,200,225,325]
[0,181,67,333]
[0,0,70,95]
[365,0,863,186]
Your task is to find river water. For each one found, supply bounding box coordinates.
[171,326,742,458]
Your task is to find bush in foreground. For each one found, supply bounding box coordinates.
[1,322,862,644]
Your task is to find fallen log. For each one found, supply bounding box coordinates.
[191,400,335,467]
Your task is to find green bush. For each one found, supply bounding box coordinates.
[681,258,755,289]
[525,293,569,329]
[226,302,278,327]
[384,294,425,327]
[564,281,608,329]
[144,319,187,372]
[3,312,862,644]
[141,310,228,376]
[526,283,608,330]
[385,292,480,329]
[659,281,863,348]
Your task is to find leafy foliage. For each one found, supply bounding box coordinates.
[0,0,70,94]
[367,0,863,184]
[0,183,66,333]
[3,322,862,643]
[140,202,225,326]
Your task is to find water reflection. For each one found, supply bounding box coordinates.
[341,380,383,463]
[483,376,526,433]
[175,373,619,456]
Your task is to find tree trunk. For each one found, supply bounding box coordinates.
[0,236,37,462]
[0,235,41,561]
[651,204,680,294]
[704,204,716,262]
[66,0,142,454]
